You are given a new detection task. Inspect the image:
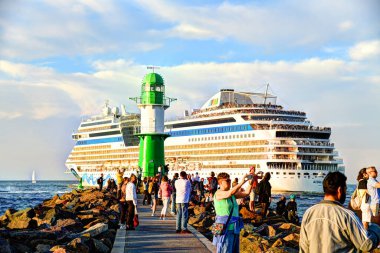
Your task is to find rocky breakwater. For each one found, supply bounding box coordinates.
[188,203,300,253]
[0,189,120,253]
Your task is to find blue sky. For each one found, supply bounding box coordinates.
[0,0,379,183]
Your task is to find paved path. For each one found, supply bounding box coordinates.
[111,197,215,253]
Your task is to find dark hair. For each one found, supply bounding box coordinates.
[180,171,187,178]
[217,172,230,182]
[211,171,215,177]
[174,173,179,178]
[357,168,367,181]
[323,172,347,195]
[264,172,271,181]
[162,175,168,182]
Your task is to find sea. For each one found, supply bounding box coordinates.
[0,180,356,218]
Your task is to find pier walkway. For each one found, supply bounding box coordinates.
[111,196,215,253]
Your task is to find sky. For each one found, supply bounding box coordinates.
[0,0,379,183]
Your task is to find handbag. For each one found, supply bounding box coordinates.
[350,187,362,211]
[133,214,139,227]
[211,198,234,236]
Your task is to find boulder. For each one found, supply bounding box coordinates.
[36,244,51,253]
[29,239,57,248]
[7,217,37,229]
[67,237,90,253]
[43,195,60,208]
[77,223,108,238]
[39,208,57,226]
[0,237,11,253]
[240,207,256,220]
[193,206,206,216]
[283,233,300,247]
[266,225,277,237]
[271,238,284,248]
[110,204,119,212]
[11,243,31,253]
[79,191,104,203]
[92,239,109,253]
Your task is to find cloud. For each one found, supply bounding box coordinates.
[349,40,380,61]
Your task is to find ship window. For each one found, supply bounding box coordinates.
[283,172,286,175]
[276,172,280,175]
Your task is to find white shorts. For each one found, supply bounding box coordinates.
[361,202,372,223]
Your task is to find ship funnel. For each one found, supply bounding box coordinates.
[121,104,128,116]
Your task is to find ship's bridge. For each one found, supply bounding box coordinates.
[200,89,278,110]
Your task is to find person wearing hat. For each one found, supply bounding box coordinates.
[286,194,299,224]
[248,165,263,212]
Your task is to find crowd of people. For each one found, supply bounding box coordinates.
[95,165,380,253]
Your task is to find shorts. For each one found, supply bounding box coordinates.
[361,202,372,223]
[370,203,379,217]
[249,191,255,202]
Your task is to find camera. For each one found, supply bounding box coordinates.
[247,174,253,180]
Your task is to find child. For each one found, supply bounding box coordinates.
[286,194,299,224]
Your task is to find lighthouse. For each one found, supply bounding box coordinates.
[130,71,176,178]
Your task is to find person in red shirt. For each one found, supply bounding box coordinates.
[248,166,263,212]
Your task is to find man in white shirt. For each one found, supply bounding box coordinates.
[125,174,138,230]
[175,171,192,234]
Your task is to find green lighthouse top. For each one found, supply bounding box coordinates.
[143,73,164,86]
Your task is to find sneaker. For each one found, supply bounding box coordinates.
[163,217,166,220]
[151,213,154,216]
[181,229,191,234]
[159,216,163,220]
[120,224,126,229]
[175,230,181,233]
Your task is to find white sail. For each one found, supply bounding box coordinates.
[32,170,36,183]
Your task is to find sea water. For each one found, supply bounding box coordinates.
[0,180,76,215]
[0,181,356,217]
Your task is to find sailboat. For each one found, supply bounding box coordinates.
[32,170,36,184]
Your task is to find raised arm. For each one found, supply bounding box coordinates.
[215,175,249,200]
[235,179,255,199]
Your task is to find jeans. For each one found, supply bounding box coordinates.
[119,201,127,224]
[171,193,176,213]
[176,203,188,231]
[216,230,240,253]
[126,200,135,229]
[161,197,170,216]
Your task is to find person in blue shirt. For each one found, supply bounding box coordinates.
[366,166,380,225]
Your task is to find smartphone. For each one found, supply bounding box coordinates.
[247,174,253,180]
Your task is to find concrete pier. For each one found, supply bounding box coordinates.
[111,197,215,253]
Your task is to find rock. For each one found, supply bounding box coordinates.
[43,195,60,208]
[279,223,300,233]
[240,237,265,253]
[0,237,11,253]
[12,242,31,253]
[77,214,94,220]
[240,207,256,220]
[29,239,57,248]
[110,204,119,212]
[67,237,90,253]
[56,219,76,228]
[193,206,206,216]
[271,238,284,248]
[79,191,104,203]
[40,208,57,226]
[266,225,277,237]
[283,233,300,247]
[36,244,51,253]
[77,223,108,238]
[92,239,109,253]
[7,217,37,229]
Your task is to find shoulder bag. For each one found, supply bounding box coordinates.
[211,197,234,236]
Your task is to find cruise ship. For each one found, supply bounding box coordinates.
[65,89,344,192]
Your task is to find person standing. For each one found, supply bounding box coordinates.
[159,175,173,220]
[142,177,150,205]
[175,171,192,233]
[151,176,159,216]
[125,174,138,230]
[170,173,179,215]
[119,177,129,229]
[116,168,125,194]
[366,166,380,224]
[97,173,104,191]
[300,171,380,253]
[257,172,271,218]
[356,168,371,230]
[248,166,262,212]
[208,171,218,200]
[212,172,254,253]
